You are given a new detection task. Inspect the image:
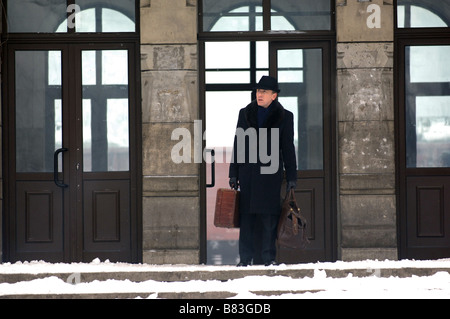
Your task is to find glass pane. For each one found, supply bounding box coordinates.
[406,45,450,168]
[205,42,250,69]
[8,0,67,33]
[206,91,251,150]
[409,46,450,83]
[271,15,295,31]
[205,91,251,265]
[205,42,251,84]
[272,0,332,31]
[76,0,136,32]
[77,8,96,33]
[278,49,304,83]
[278,49,323,170]
[397,2,449,28]
[16,51,62,173]
[107,99,129,171]
[48,51,62,85]
[206,71,250,84]
[82,50,130,172]
[203,0,263,32]
[415,97,450,167]
[256,42,269,69]
[82,51,97,85]
[102,51,129,84]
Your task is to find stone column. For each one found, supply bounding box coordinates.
[336,0,397,260]
[140,0,200,264]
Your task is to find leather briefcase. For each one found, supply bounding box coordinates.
[214,188,240,228]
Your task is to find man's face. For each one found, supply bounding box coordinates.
[256,89,277,108]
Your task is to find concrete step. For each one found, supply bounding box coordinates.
[1,264,449,283]
[1,261,449,299]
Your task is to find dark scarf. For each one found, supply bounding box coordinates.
[257,105,271,128]
[245,100,285,129]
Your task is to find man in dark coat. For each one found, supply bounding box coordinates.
[229,76,297,266]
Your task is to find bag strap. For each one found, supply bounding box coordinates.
[283,188,296,202]
[292,210,299,235]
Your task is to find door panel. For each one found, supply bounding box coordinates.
[15,182,64,261]
[83,180,131,261]
[406,177,450,259]
[277,178,326,262]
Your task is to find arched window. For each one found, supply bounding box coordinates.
[397,1,450,28]
[201,0,332,32]
[56,7,134,33]
[8,0,136,33]
[209,5,294,32]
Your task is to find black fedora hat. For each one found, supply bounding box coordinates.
[255,76,280,93]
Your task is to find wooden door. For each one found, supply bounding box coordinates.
[4,43,139,263]
[398,38,450,259]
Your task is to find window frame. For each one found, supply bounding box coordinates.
[198,0,336,40]
[198,1,337,264]
[2,0,139,36]
[395,0,450,35]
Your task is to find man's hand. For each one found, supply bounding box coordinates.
[229,177,239,190]
[286,180,296,193]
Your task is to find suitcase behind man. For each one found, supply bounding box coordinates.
[214,188,240,228]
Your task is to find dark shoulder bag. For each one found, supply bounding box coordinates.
[277,189,309,249]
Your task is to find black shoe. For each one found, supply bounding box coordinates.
[237,261,250,267]
[264,261,278,267]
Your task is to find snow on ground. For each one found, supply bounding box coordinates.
[0,258,450,299]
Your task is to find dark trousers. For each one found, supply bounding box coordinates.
[239,214,279,264]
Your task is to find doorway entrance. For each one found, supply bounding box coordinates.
[396,1,450,260]
[397,38,450,260]
[3,43,140,263]
[203,41,336,264]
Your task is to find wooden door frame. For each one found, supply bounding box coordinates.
[2,38,142,263]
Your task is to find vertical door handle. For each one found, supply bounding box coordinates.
[206,149,215,188]
[54,148,68,188]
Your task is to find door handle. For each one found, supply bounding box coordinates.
[206,149,215,188]
[54,148,68,188]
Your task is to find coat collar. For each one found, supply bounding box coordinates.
[245,100,285,128]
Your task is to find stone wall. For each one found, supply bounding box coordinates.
[140,0,200,264]
[336,0,397,260]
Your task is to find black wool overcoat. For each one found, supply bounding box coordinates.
[229,99,297,215]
